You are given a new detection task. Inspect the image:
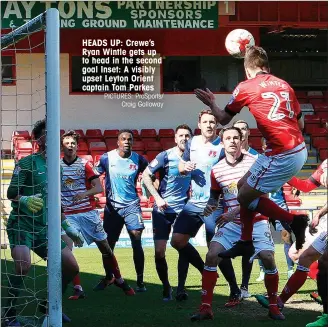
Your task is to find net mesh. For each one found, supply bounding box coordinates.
[1,16,49,327]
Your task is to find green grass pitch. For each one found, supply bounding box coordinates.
[1,245,322,327]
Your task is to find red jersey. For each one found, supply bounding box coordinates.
[311,159,327,185]
[211,152,267,224]
[61,157,98,214]
[225,73,304,155]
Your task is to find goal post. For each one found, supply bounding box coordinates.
[1,8,61,327]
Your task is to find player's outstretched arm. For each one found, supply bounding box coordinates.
[195,88,233,126]
[288,176,318,193]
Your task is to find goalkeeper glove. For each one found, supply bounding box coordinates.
[19,194,43,214]
[61,219,84,248]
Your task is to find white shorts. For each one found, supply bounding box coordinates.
[212,220,275,262]
[302,215,327,250]
[65,210,107,245]
[247,143,307,193]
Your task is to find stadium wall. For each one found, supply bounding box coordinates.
[2,53,256,148]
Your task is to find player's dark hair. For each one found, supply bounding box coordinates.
[233,120,249,130]
[175,124,192,135]
[32,119,46,140]
[61,130,80,145]
[118,129,134,139]
[198,109,217,123]
[219,126,243,140]
[244,46,269,71]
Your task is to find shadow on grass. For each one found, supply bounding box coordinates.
[1,251,323,327]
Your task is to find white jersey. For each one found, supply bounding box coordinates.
[211,152,265,223]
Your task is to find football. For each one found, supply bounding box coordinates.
[225,29,255,59]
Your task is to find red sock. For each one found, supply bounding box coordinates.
[201,269,218,306]
[280,268,309,303]
[256,197,294,223]
[264,271,280,315]
[103,254,122,280]
[73,274,81,287]
[240,206,255,241]
[308,261,319,280]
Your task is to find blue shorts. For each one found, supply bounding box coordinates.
[173,202,224,238]
[66,210,107,245]
[152,209,177,241]
[103,203,144,242]
[247,143,307,194]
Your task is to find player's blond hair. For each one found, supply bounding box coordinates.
[198,109,217,123]
[244,46,269,71]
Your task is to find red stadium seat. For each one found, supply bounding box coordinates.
[105,139,117,151]
[77,141,88,152]
[304,123,322,135]
[144,141,162,151]
[74,129,85,139]
[16,141,32,151]
[159,129,175,139]
[60,129,65,137]
[285,194,302,207]
[194,128,201,135]
[87,138,103,146]
[140,129,157,141]
[76,150,89,156]
[89,142,106,152]
[12,130,30,140]
[319,149,328,161]
[85,129,103,140]
[310,98,325,106]
[96,197,106,208]
[131,129,140,140]
[146,151,160,162]
[313,103,328,111]
[316,112,328,120]
[139,196,149,208]
[312,136,328,149]
[103,129,119,139]
[133,141,145,152]
[304,115,322,123]
[295,91,307,98]
[142,211,152,220]
[160,139,176,150]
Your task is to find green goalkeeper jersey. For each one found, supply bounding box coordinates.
[7,153,47,231]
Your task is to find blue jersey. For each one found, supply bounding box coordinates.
[96,150,148,208]
[183,136,224,208]
[246,147,287,209]
[247,147,259,156]
[148,147,191,214]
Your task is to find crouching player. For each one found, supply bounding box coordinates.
[191,127,282,322]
